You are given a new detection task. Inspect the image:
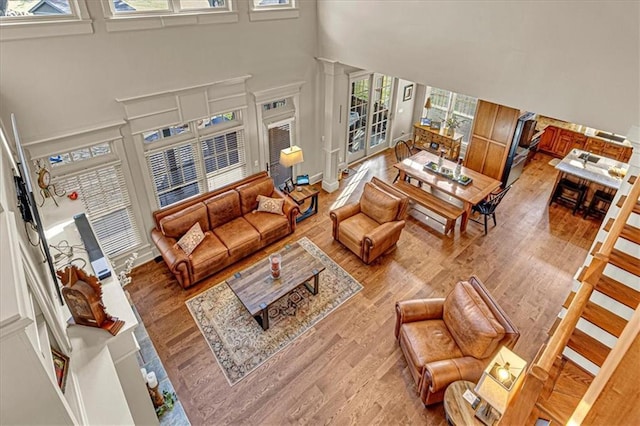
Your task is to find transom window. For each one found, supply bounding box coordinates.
[46,143,111,168]
[143,123,190,143]
[110,0,228,14]
[1,0,73,17]
[142,110,248,208]
[253,0,291,7]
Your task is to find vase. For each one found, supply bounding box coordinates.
[446,127,455,137]
[269,253,282,279]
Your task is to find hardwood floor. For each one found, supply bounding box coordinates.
[128,150,600,425]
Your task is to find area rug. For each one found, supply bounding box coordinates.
[185,237,363,386]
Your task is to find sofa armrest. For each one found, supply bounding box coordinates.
[423,357,486,395]
[151,228,191,288]
[329,203,361,239]
[272,188,300,230]
[394,298,445,337]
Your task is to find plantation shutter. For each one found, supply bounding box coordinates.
[54,163,141,257]
[146,141,203,208]
[201,129,247,190]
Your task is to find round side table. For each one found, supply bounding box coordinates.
[443,380,484,426]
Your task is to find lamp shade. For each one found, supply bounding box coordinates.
[279,145,304,167]
[474,347,527,414]
[424,97,432,110]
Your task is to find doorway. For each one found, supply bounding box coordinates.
[267,120,293,188]
[346,73,394,164]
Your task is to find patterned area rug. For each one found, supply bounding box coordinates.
[186,237,363,386]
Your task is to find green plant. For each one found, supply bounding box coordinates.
[445,116,464,129]
[155,390,177,418]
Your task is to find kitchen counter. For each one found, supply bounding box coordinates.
[556,149,628,189]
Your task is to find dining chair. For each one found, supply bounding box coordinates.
[393,140,416,183]
[470,185,512,235]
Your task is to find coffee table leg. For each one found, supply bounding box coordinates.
[254,302,269,331]
[304,269,320,295]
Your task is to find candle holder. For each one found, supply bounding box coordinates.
[269,253,282,279]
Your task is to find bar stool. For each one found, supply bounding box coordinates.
[584,189,614,219]
[550,177,587,215]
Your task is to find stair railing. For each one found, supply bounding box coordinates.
[500,175,640,425]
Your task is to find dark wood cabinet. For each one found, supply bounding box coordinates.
[538,126,632,162]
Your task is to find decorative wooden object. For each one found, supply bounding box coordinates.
[57,265,124,336]
[413,122,462,160]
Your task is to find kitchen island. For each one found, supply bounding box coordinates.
[549,149,629,212]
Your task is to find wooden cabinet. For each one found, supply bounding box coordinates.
[585,137,633,163]
[538,126,632,162]
[413,123,462,160]
[465,100,519,181]
[539,126,558,152]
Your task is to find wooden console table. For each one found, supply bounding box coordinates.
[413,122,463,161]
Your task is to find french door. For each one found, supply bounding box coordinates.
[346,73,394,164]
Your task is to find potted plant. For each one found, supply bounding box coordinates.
[445,116,464,136]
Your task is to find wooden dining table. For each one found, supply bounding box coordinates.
[394,150,502,232]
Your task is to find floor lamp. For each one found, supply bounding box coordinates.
[279,145,304,189]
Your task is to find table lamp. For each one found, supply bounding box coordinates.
[474,346,527,425]
[424,97,432,118]
[279,145,304,189]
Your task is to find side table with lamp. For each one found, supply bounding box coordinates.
[279,145,319,222]
[443,346,527,426]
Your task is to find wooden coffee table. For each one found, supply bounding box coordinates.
[225,242,326,330]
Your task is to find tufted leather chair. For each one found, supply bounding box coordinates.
[330,177,409,264]
[395,276,519,406]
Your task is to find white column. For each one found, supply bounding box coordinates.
[317,58,346,193]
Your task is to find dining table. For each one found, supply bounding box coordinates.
[394,150,502,232]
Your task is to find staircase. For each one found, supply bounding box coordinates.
[501,139,640,425]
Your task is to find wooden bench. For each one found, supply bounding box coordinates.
[393,180,465,235]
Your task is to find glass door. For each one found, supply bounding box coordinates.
[346,76,369,164]
[346,73,394,164]
[267,120,293,187]
[368,74,393,155]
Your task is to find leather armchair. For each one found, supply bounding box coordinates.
[330,177,409,264]
[395,276,519,406]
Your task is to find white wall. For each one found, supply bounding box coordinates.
[0,0,320,261]
[391,78,416,143]
[317,1,640,135]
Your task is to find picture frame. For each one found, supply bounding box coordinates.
[430,121,442,130]
[284,178,295,193]
[403,84,413,102]
[420,118,431,126]
[430,142,440,151]
[51,347,69,393]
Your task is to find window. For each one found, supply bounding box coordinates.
[1,0,72,18]
[110,0,227,14]
[102,0,237,32]
[0,0,92,41]
[143,123,190,143]
[142,110,248,208]
[249,0,297,21]
[424,87,478,144]
[46,143,141,258]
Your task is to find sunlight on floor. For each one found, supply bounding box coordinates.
[329,162,371,210]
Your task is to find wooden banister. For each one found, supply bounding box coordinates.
[501,175,640,423]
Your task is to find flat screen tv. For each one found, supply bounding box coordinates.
[1,114,63,304]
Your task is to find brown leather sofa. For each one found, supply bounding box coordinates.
[329,177,409,264]
[395,276,520,406]
[151,172,300,289]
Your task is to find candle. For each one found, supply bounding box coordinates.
[146,371,158,388]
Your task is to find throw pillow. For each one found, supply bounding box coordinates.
[256,195,284,215]
[177,222,205,255]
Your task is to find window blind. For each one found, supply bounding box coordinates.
[54,164,141,257]
[147,141,203,208]
[201,129,247,190]
[268,122,292,187]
